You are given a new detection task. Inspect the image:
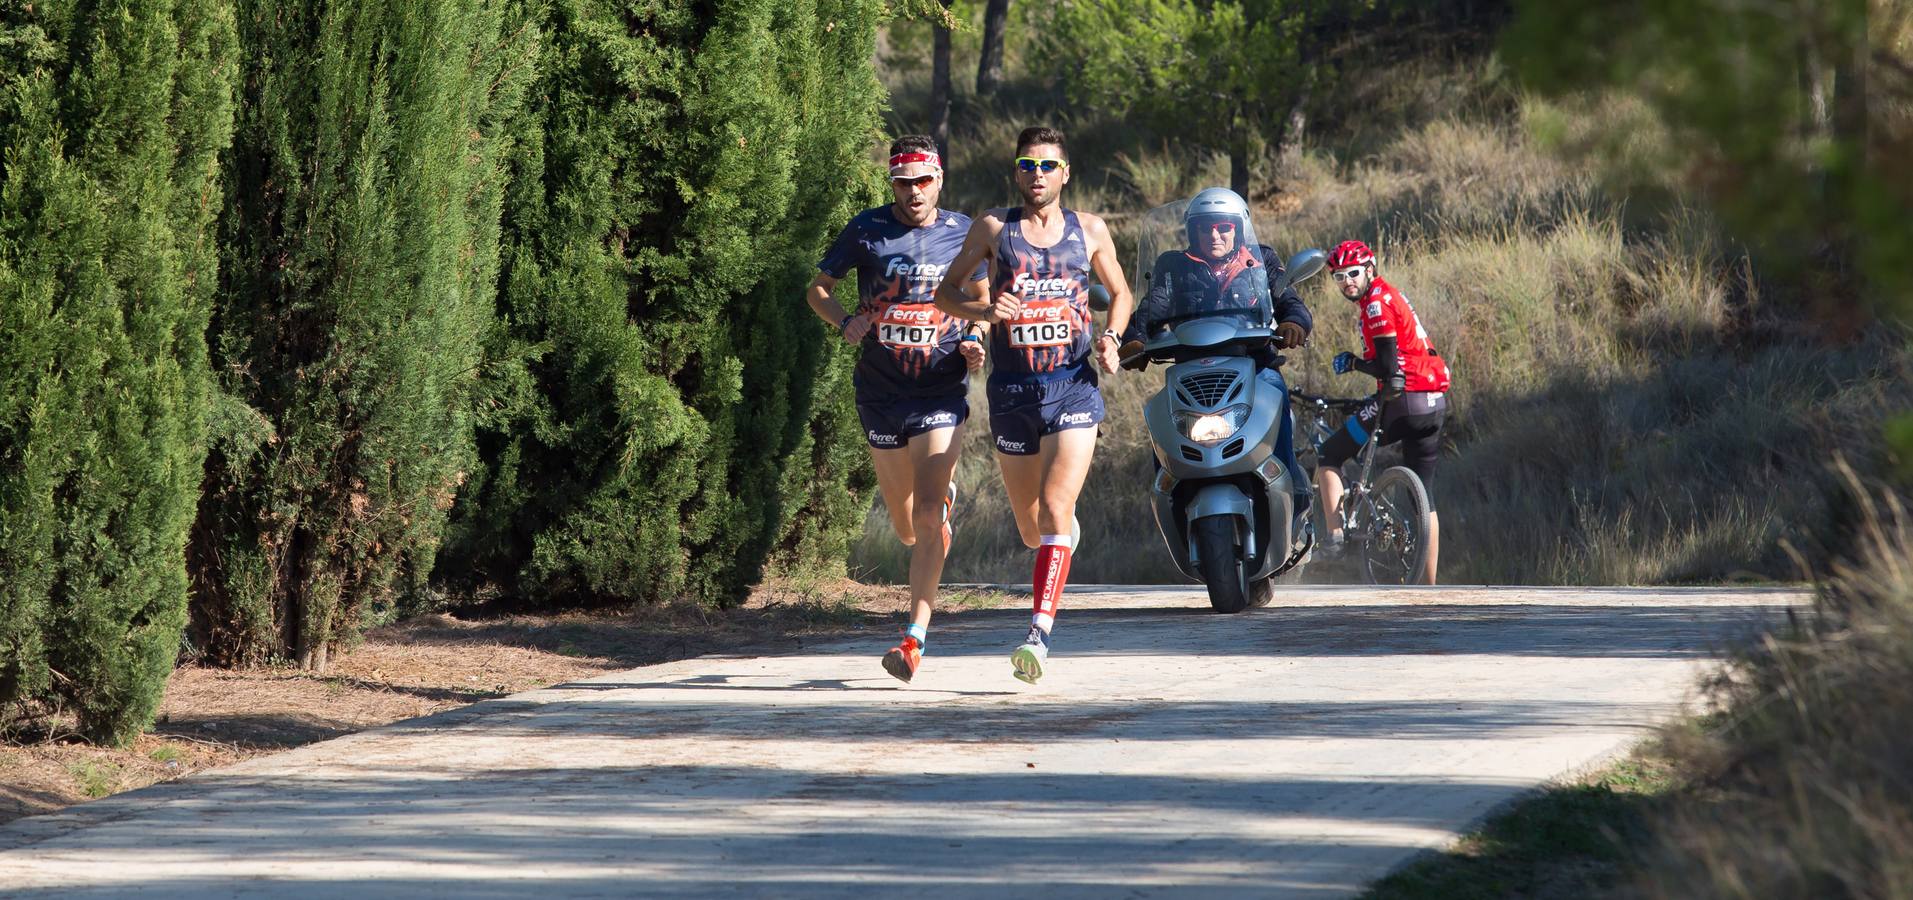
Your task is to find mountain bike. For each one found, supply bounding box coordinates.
[1289,391,1433,585]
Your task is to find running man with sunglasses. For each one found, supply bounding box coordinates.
[1315,240,1451,584]
[934,126,1134,684]
[808,135,988,683]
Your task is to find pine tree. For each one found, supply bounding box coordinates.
[440,0,886,607]
[0,0,237,745]
[189,0,537,669]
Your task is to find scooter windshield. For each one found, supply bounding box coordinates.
[1130,196,1275,336]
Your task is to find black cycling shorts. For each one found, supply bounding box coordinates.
[1317,392,1446,506]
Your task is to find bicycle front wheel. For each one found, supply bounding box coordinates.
[1359,466,1433,585]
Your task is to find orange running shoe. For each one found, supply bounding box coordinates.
[882,635,923,683]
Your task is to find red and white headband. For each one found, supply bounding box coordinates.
[889,151,942,175]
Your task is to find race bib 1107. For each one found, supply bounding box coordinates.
[877,304,940,348]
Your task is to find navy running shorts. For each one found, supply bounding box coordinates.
[855,393,969,450]
[987,368,1104,456]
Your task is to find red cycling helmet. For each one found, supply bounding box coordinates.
[1328,240,1374,269]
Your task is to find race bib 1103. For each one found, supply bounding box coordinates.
[1006,299,1074,348]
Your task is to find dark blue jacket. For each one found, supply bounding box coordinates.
[1123,244,1311,348]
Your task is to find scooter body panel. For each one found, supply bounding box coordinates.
[1146,356,1298,583]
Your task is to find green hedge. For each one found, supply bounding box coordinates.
[1,1,889,740]
[0,0,237,745]
[437,0,884,607]
[187,0,538,669]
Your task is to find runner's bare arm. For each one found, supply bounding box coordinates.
[1081,213,1134,372]
[934,211,1008,322]
[806,273,846,323]
[958,320,988,370]
[807,273,868,343]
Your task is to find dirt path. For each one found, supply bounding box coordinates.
[0,585,1800,898]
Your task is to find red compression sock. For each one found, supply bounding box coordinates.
[1031,534,1074,634]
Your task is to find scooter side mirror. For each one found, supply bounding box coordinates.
[1087,284,1112,313]
[1270,249,1327,295]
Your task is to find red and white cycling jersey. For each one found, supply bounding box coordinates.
[1358,276,1451,393]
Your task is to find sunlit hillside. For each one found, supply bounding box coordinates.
[849,12,1910,587]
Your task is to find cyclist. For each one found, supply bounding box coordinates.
[934,126,1134,684]
[1314,239,1450,584]
[807,135,987,683]
[1121,187,1313,520]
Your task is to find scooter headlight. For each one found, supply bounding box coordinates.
[1176,404,1250,445]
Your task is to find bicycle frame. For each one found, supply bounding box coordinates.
[1290,392,1416,571]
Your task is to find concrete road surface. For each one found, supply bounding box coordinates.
[0,585,1802,898]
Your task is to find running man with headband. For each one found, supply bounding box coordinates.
[807,135,988,683]
[934,125,1134,684]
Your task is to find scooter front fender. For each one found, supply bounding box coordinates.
[1184,483,1253,567]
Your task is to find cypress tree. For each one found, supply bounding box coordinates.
[189,0,536,669]
[439,0,885,607]
[0,0,237,745]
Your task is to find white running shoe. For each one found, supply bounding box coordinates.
[1011,634,1049,685]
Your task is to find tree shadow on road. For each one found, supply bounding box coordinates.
[887,600,1787,661]
[0,762,1548,899]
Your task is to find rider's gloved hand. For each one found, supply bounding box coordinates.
[1332,351,1357,375]
[1275,322,1307,350]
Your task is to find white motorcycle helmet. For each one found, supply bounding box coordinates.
[1182,187,1252,250]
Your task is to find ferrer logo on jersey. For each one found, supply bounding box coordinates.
[884,257,949,282]
[1011,271,1075,298]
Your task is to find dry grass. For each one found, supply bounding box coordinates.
[1616,475,1913,898]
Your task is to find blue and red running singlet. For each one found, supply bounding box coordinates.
[989,207,1094,382]
[818,206,983,399]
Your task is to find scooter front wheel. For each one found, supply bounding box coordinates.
[1193,516,1251,613]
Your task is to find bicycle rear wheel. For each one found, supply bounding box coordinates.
[1359,466,1433,585]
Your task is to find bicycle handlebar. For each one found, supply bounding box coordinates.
[1289,390,1376,412]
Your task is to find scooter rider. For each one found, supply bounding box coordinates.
[1122,188,1311,357]
[1121,188,1313,519]
[1314,239,1451,584]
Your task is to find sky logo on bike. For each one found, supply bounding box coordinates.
[1011,272,1074,297]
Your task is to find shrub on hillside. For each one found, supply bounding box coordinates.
[188,0,537,670]
[436,0,886,607]
[0,0,237,744]
[1626,473,1913,897]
